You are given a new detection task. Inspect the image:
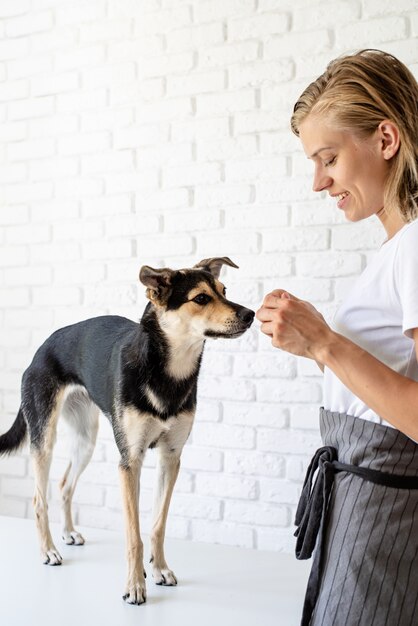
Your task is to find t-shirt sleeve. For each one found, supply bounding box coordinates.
[394,221,418,338]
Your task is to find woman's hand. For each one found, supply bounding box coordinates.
[256,289,333,362]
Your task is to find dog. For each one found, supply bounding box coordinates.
[0,256,254,605]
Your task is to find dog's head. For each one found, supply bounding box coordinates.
[139,257,254,339]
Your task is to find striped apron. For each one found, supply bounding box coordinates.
[295,408,418,626]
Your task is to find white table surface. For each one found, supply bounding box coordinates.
[0,515,310,626]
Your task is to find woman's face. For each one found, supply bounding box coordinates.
[298,114,399,233]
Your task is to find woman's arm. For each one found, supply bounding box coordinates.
[256,291,418,441]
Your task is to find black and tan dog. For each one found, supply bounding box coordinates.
[0,257,254,605]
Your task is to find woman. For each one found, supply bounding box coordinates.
[256,49,418,626]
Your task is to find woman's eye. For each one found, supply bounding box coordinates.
[324,156,336,167]
[193,294,211,305]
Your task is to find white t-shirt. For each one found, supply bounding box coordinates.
[323,219,418,427]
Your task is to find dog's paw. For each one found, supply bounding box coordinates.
[122,581,147,605]
[62,530,85,546]
[152,565,178,586]
[42,548,63,566]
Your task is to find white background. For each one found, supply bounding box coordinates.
[0,0,417,552]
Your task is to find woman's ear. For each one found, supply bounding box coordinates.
[377,120,400,161]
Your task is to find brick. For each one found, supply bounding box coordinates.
[8,96,54,120]
[0,0,30,17]
[8,138,55,161]
[108,37,163,62]
[0,121,26,142]
[58,131,110,156]
[265,29,332,58]
[234,110,289,134]
[195,231,259,255]
[225,450,285,477]
[192,422,255,449]
[0,79,29,101]
[138,52,194,79]
[170,493,222,520]
[171,117,229,142]
[195,0,256,22]
[226,157,287,183]
[115,124,169,148]
[229,59,294,89]
[29,114,78,138]
[228,12,289,41]
[0,38,29,61]
[258,428,322,454]
[191,519,254,548]
[225,500,289,527]
[263,227,329,253]
[297,251,363,277]
[56,88,107,113]
[134,6,191,35]
[164,209,221,233]
[199,41,258,68]
[0,163,26,184]
[7,55,53,79]
[194,184,251,208]
[256,379,322,404]
[260,478,300,505]
[225,205,290,229]
[5,223,50,245]
[234,352,296,379]
[31,27,77,54]
[196,89,255,116]
[167,70,225,97]
[31,71,79,97]
[163,163,221,188]
[79,19,130,43]
[56,1,106,25]
[196,473,257,499]
[3,181,53,205]
[336,17,408,47]
[167,23,224,52]
[181,446,223,472]
[257,176,315,203]
[364,0,417,14]
[293,1,360,29]
[137,234,193,257]
[6,10,53,37]
[332,222,385,251]
[223,401,288,428]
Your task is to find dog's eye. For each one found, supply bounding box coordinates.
[193,294,212,305]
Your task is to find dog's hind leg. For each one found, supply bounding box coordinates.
[29,388,65,566]
[60,388,99,546]
[150,411,194,586]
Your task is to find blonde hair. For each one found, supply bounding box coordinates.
[291,49,418,222]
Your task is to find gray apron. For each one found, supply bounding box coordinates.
[295,408,418,626]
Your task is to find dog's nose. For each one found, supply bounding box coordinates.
[237,307,255,325]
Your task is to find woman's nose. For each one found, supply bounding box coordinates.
[312,167,332,193]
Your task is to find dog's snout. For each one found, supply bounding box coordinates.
[236,307,255,326]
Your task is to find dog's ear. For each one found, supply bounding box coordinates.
[193,257,238,279]
[139,266,175,306]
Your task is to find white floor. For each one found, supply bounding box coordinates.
[0,516,310,626]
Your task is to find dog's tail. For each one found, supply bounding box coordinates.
[0,408,27,456]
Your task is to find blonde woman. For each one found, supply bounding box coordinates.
[257,49,418,626]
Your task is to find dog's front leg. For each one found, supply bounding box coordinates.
[150,448,181,586]
[119,460,146,605]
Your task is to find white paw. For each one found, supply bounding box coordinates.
[123,579,147,605]
[62,530,85,545]
[42,548,63,566]
[152,565,178,586]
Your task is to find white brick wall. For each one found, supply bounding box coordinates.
[0,0,417,552]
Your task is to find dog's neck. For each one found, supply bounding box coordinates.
[144,304,205,381]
